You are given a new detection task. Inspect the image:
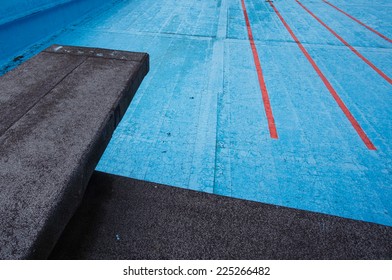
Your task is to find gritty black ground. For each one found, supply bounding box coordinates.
[50,171,392,260]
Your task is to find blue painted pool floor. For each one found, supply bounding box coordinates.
[5,0,392,226]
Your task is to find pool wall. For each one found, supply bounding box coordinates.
[0,0,117,67]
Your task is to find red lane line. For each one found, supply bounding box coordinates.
[240,0,278,139]
[322,0,392,44]
[296,0,392,85]
[268,1,376,150]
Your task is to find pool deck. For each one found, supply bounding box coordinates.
[50,171,392,259]
[0,0,392,258]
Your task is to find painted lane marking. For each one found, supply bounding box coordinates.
[296,0,392,85]
[241,0,278,139]
[267,1,376,150]
[322,0,392,44]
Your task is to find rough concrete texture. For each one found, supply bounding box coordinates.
[0,45,149,259]
[51,171,392,260]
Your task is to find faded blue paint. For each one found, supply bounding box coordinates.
[0,0,391,226]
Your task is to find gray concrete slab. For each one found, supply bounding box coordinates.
[0,45,149,259]
[51,172,392,260]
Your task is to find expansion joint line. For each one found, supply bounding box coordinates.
[296,0,392,85]
[240,0,278,139]
[267,1,376,150]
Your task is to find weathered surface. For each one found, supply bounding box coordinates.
[0,45,149,259]
[51,172,392,260]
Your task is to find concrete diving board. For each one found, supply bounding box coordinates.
[0,45,149,259]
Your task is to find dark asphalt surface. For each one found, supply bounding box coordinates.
[51,171,392,260]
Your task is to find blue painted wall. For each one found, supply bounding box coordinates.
[0,0,115,67]
[0,0,71,25]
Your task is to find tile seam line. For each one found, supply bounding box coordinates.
[186,0,213,189]
[224,37,392,50]
[267,1,376,150]
[67,27,392,51]
[68,26,215,40]
[295,0,392,85]
[213,0,228,191]
[322,0,392,44]
[240,0,278,139]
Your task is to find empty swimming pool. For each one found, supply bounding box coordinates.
[1,0,391,226]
